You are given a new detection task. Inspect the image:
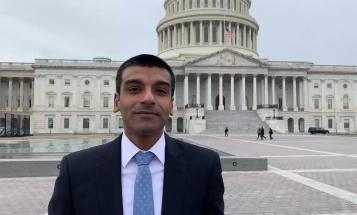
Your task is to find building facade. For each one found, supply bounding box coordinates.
[1,0,356,135]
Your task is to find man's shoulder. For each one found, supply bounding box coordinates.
[65,136,120,164]
[167,135,218,159]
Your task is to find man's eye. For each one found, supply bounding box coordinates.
[156,89,169,95]
[128,87,139,93]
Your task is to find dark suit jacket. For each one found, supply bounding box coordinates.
[48,133,225,215]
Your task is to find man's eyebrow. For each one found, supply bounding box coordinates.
[155,81,171,87]
[123,79,141,85]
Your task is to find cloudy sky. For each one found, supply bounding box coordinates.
[1,0,356,65]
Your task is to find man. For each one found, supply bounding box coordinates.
[224,127,228,137]
[269,127,274,140]
[48,54,225,215]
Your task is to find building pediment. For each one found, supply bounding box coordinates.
[185,49,265,67]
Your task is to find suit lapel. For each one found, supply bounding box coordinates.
[95,135,123,215]
[161,134,185,215]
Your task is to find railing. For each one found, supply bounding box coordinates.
[265,116,284,120]
[257,104,279,109]
[184,103,204,108]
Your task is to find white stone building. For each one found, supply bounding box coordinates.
[1,0,356,135]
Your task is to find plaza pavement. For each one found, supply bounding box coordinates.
[1,133,357,215]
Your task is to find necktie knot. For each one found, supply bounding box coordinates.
[135,151,155,166]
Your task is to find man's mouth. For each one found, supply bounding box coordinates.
[134,111,158,116]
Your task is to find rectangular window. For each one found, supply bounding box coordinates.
[314,83,319,88]
[327,99,333,109]
[29,97,32,108]
[103,97,109,108]
[118,118,124,128]
[327,83,332,89]
[49,79,55,85]
[83,118,90,129]
[212,26,217,43]
[103,80,110,86]
[48,96,54,108]
[65,79,70,86]
[203,25,209,43]
[103,118,109,129]
[195,24,200,44]
[48,118,54,129]
[17,96,20,108]
[83,95,90,108]
[314,99,319,109]
[64,96,70,108]
[328,119,333,129]
[314,119,320,128]
[64,118,70,129]
[344,119,350,129]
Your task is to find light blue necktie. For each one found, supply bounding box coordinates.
[133,151,155,215]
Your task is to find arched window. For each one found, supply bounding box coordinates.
[343,95,349,109]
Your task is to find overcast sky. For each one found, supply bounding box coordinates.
[1,0,356,65]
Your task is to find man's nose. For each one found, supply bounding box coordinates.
[141,88,155,104]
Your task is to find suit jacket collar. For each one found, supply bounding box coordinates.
[95,134,124,215]
[161,133,185,215]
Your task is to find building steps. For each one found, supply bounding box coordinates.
[203,110,268,134]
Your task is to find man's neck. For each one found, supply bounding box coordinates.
[124,131,164,151]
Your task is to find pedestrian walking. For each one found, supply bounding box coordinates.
[269,128,273,140]
[224,127,229,137]
[257,126,261,140]
[260,126,266,140]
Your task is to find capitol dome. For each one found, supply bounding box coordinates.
[157,0,259,59]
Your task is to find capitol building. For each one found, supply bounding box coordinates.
[1,0,357,135]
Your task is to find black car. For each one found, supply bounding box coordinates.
[308,127,330,134]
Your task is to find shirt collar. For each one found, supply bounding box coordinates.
[121,132,166,168]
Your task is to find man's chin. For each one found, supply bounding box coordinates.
[134,126,163,136]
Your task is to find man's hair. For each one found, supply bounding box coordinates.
[116,54,175,98]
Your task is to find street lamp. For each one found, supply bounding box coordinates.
[273,109,276,119]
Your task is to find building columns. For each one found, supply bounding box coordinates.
[190,22,194,45]
[253,75,257,110]
[168,27,171,48]
[209,21,213,45]
[218,21,222,45]
[7,78,13,111]
[196,74,200,104]
[218,74,224,110]
[293,77,298,111]
[18,78,24,111]
[272,77,276,105]
[173,25,177,48]
[241,74,247,110]
[200,21,204,45]
[243,25,246,47]
[207,74,213,110]
[303,77,308,110]
[282,77,287,111]
[230,74,236,110]
[264,75,269,105]
[181,23,185,46]
[184,74,189,107]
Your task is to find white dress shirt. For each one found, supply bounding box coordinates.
[121,132,165,215]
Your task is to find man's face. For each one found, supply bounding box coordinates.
[114,66,173,136]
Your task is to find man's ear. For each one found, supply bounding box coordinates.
[113,93,120,113]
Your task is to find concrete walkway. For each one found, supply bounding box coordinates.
[1,133,357,215]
